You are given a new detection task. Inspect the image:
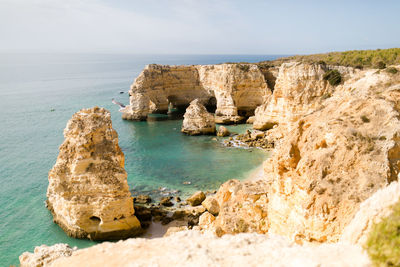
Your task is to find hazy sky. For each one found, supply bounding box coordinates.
[1,0,399,54]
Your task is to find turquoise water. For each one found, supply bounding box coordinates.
[0,54,279,265]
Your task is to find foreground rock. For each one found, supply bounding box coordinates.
[46,107,141,240]
[122,64,273,124]
[181,100,216,135]
[341,181,400,246]
[28,231,370,266]
[19,244,76,267]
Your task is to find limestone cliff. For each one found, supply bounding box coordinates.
[47,107,141,240]
[181,99,216,135]
[202,64,400,242]
[122,64,272,124]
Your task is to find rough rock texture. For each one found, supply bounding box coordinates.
[47,107,141,240]
[206,179,269,236]
[341,181,400,245]
[201,197,220,216]
[186,191,206,206]
[19,244,76,267]
[253,62,337,130]
[263,67,400,242]
[181,100,216,135]
[122,64,272,124]
[43,231,370,266]
[202,64,400,243]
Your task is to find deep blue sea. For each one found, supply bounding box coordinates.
[0,53,280,265]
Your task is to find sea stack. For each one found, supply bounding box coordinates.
[181,99,216,135]
[46,107,141,240]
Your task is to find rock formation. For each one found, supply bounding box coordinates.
[201,64,400,243]
[22,231,370,266]
[122,64,272,124]
[181,100,216,135]
[47,107,141,240]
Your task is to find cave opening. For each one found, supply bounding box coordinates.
[89,216,101,222]
[205,97,217,113]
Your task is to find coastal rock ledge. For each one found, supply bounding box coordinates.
[46,107,141,240]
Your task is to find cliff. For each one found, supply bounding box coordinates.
[201,63,400,242]
[47,107,141,240]
[122,64,272,124]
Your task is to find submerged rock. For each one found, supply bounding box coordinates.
[46,107,142,240]
[181,99,216,135]
[216,126,230,137]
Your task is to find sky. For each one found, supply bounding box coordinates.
[0,0,399,55]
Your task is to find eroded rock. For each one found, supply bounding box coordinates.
[216,126,230,137]
[181,100,216,135]
[46,107,142,240]
[19,244,76,267]
[187,191,206,206]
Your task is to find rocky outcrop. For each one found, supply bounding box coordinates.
[341,181,400,246]
[201,64,400,243]
[46,107,141,240]
[30,231,370,266]
[253,62,337,130]
[19,244,76,267]
[216,126,230,137]
[263,67,400,242]
[181,100,216,135]
[186,191,206,206]
[122,64,272,124]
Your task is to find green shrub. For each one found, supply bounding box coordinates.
[237,64,250,72]
[375,61,387,69]
[361,115,370,123]
[386,67,398,74]
[365,200,400,266]
[323,69,342,86]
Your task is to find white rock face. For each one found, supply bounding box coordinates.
[181,100,216,135]
[47,107,141,240]
[123,64,272,124]
[46,231,370,267]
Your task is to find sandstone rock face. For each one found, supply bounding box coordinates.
[263,68,400,242]
[181,100,216,135]
[341,181,400,246]
[207,179,269,235]
[45,231,370,266]
[19,244,76,267]
[202,65,400,243]
[122,64,272,124]
[253,62,335,130]
[47,107,141,240]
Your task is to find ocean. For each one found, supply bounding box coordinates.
[0,53,280,265]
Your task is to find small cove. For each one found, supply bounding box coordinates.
[0,53,277,265]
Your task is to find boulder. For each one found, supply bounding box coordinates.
[160,197,174,207]
[199,212,216,228]
[186,191,206,206]
[217,126,230,137]
[133,195,152,204]
[46,107,142,240]
[181,99,216,135]
[202,197,220,216]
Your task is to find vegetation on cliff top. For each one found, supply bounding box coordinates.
[263,48,400,69]
[365,199,400,266]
